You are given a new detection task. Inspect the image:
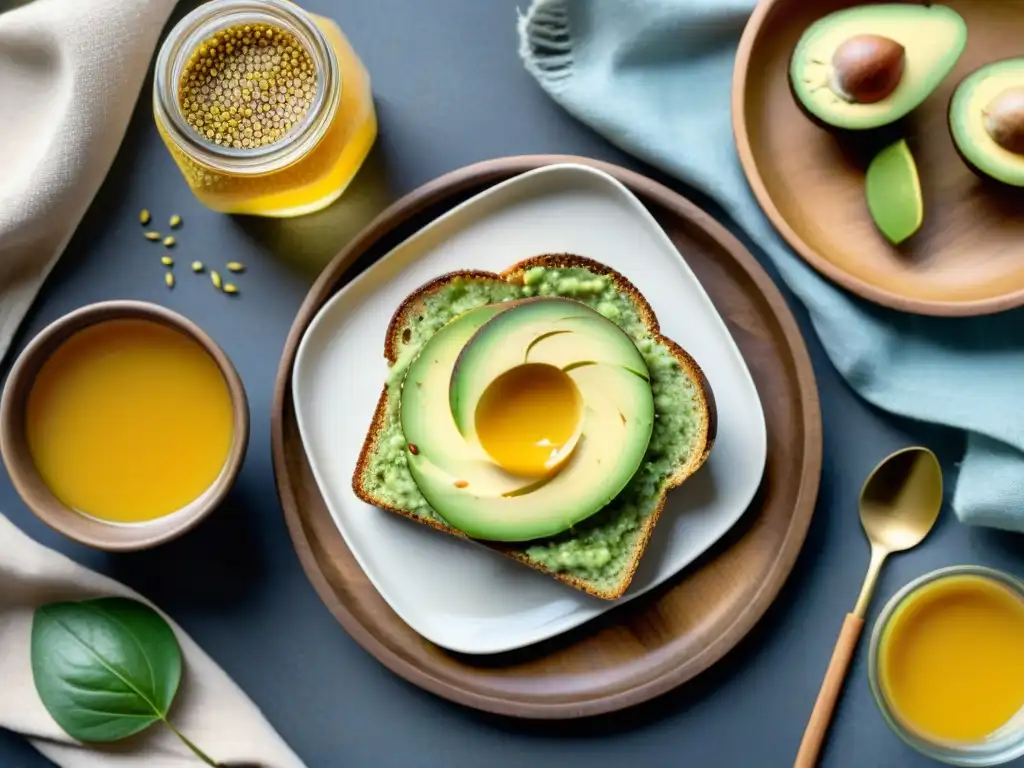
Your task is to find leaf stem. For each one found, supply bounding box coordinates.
[161,717,220,766]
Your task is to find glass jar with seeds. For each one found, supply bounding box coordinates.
[153,0,376,217]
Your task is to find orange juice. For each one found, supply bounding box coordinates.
[26,320,234,524]
[877,573,1024,744]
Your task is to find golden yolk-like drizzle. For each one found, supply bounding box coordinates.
[26,319,235,524]
[474,363,582,477]
[879,574,1024,743]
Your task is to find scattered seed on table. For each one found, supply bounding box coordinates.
[211,270,222,289]
[169,214,182,229]
[163,236,176,247]
[191,260,204,272]
[223,283,239,295]
[145,231,161,241]
[139,209,151,225]
[226,262,245,273]
[161,256,174,267]
[165,272,175,289]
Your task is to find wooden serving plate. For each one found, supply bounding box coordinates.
[734,0,1024,316]
[271,155,822,718]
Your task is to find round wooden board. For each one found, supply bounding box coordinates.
[271,155,822,719]
[734,0,1024,316]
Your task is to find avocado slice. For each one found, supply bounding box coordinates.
[950,58,1024,187]
[449,299,648,434]
[789,4,966,131]
[399,298,654,543]
[865,139,923,245]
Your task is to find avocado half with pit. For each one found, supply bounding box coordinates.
[399,297,654,543]
[950,58,1024,187]
[789,4,967,131]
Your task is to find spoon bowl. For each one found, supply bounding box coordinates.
[859,447,944,555]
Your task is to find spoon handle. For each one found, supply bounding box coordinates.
[793,613,866,768]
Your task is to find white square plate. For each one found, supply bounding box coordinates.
[292,164,767,654]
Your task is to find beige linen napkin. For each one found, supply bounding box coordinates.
[0,0,175,362]
[1,0,307,764]
[0,514,307,767]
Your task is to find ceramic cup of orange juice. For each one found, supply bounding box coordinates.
[0,301,249,551]
[868,565,1024,766]
[153,0,377,217]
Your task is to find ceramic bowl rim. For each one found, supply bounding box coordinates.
[0,300,250,551]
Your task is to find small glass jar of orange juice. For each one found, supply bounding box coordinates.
[153,0,376,217]
[869,565,1024,766]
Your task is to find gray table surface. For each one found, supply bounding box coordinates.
[1,1,1022,766]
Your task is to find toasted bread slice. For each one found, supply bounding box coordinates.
[353,254,716,599]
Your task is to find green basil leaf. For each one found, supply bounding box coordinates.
[31,596,181,743]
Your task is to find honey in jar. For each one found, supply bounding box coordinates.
[154,0,376,217]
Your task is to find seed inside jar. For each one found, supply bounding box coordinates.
[177,23,318,150]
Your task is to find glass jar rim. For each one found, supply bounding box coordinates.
[868,565,1024,767]
[153,0,341,176]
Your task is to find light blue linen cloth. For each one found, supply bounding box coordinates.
[517,0,1024,533]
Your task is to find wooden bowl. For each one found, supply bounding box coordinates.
[0,301,249,551]
[734,0,1024,316]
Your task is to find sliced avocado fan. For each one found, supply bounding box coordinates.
[865,139,923,246]
[789,4,966,131]
[950,58,1024,187]
[399,298,654,543]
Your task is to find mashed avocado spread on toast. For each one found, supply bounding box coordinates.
[364,266,702,592]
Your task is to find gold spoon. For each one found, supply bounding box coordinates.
[794,446,943,768]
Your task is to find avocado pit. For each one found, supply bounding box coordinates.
[983,87,1024,155]
[830,34,905,104]
[474,362,583,478]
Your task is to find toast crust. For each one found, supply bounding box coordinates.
[352,254,716,599]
